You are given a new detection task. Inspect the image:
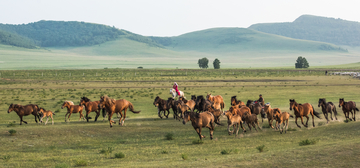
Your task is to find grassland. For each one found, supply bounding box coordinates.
[1,69,360,167]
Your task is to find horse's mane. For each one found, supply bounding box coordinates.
[191,95,196,101]
[231,96,237,101]
[64,101,74,105]
[246,100,253,107]
[81,97,91,102]
[102,95,116,105]
[40,107,46,111]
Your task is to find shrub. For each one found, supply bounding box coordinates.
[8,129,16,136]
[181,154,188,160]
[75,160,87,166]
[192,139,204,144]
[299,139,317,146]
[114,152,125,158]
[2,155,11,162]
[256,145,265,152]
[161,150,168,154]
[220,149,231,155]
[99,147,114,157]
[165,133,174,140]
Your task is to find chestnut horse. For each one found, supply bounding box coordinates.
[318,98,337,123]
[263,104,281,129]
[62,101,85,122]
[183,111,220,140]
[227,105,251,121]
[7,104,41,125]
[339,98,358,121]
[206,93,225,111]
[230,96,245,107]
[99,95,140,127]
[179,97,196,111]
[289,99,321,128]
[273,109,294,134]
[38,107,55,125]
[224,111,245,136]
[80,97,102,122]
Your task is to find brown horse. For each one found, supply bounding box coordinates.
[339,98,358,121]
[246,100,263,120]
[153,96,171,119]
[99,95,140,127]
[243,113,262,131]
[224,112,245,136]
[318,98,338,123]
[38,107,55,125]
[179,97,196,111]
[80,97,102,122]
[7,104,41,125]
[230,96,245,106]
[61,101,85,122]
[206,93,225,111]
[195,95,213,112]
[227,105,251,121]
[263,104,280,129]
[183,111,220,140]
[176,102,192,119]
[167,97,182,119]
[289,99,321,128]
[273,109,294,134]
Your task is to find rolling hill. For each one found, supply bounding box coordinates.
[249,15,360,46]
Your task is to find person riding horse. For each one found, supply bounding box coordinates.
[258,94,265,106]
[173,82,181,96]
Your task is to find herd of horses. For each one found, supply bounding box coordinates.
[153,94,359,140]
[6,90,359,140]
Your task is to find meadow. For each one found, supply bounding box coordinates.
[1,69,360,167]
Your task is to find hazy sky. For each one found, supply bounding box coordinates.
[1,0,359,36]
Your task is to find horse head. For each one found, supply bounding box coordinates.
[206,93,212,101]
[169,89,174,94]
[7,104,15,113]
[153,96,160,107]
[318,98,325,107]
[289,99,296,110]
[231,96,237,106]
[191,95,196,101]
[339,98,344,107]
[182,111,191,125]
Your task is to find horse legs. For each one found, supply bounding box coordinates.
[252,122,258,131]
[285,119,289,133]
[269,118,274,129]
[64,112,69,122]
[256,120,262,130]
[95,110,100,122]
[45,116,49,125]
[323,112,329,123]
[33,113,39,123]
[165,110,169,118]
[240,121,246,132]
[295,116,302,128]
[310,114,315,127]
[118,111,124,126]
[195,128,203,140]
[352,109,356,121]
[157,108,163,119]
[121,110,126,126]
[86,111,90,122]
[108,112,115,128]
[227,124,233,135]
[300,116,308,127]
[247,123,252,131]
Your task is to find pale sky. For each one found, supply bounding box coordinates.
[1,0,359,37]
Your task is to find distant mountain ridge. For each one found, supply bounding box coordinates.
[249,15,360,46]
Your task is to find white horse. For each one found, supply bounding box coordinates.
[170,88,185,99]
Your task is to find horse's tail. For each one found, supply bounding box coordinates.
[312,106,321,119]
[333,106,338,116]
[102,108,106,118]
[129,102,141,113]
[52,111,56,115]
[289,114,294,118]
[356,107,359,111]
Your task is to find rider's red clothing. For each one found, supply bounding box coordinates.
[173,84,180,95]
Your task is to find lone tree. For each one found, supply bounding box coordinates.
[198,57,209,69]
[295,56,309,68]
[213,58,220,69]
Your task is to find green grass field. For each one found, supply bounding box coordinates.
[1,69,360,167]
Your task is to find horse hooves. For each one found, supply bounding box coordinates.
[297,125,301,128]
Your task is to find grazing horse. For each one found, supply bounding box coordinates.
[263,104,280,129]
[224,112,245,136]
[273,109,294,134]
[61,101,85,122]
[318,98,338,123]
[183,111,220,140]
[7,104,41,125]
[80,97,102,122]
[339,98,358,121]
[153,96,171,119]
[206,93,225,111]
[99,95,140,127]
[38,108,55,125]
[289,99,321,128]
[170,88,185,100]
[195,95,213,113]
[230,96,245,107]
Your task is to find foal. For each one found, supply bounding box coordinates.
[61,101,85,122]
[263,104,281,129]
[273,109,294,134]
[224,111,245,136]
[38,108,55,125]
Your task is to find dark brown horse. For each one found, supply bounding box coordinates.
[7,104,41,125]
[230,96,245,106]
[206,93,225,111]
[80,97,102,122]
[61,101,85,122]
[183,111,220,140]
[99,95,140,127]
[153,96,171,119]
[167,97,182,119]
[339,98,358,121]
[195,95,213,112]
[318,98,337,123]
[289,99,321,128]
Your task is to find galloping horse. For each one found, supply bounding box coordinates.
[153,96,171,119]
[38,107,55,125]
[7,104,41,125]
[273,109,294,134]
[206,93,225,111]
[318,98,337,123]
[179,97,196,111]
[99,95,140,127]
[289,99,321,128]
[224,111,246,136]
[167,97,182,119]
[230,96,245,107]
[195,95,213,112]
[263,104,280,129]
[61,101,85,122]
[339,98,358,121]
[80,97,102,122]
[183,111,220,140]
[170,88,185,100]
[246,100,264,121]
